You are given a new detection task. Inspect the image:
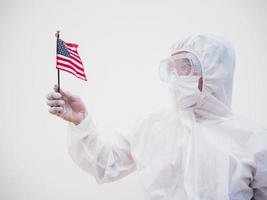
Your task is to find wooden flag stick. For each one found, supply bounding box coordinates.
[55,30,60,93]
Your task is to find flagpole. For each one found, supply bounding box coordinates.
[55,30,60,93]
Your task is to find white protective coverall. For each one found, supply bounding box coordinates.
[67,33,267,200]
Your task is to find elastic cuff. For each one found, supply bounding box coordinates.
[68,114,96,135]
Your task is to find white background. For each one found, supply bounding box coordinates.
[1,0,267,199]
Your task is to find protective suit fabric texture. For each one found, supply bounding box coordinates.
[67,33,267,200]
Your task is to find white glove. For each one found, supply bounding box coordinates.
[46,84,87,125]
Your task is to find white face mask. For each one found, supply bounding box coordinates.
[168,76,201,110]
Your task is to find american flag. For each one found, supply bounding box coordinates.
[56,39,87,81]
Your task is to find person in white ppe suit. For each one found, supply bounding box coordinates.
[46,33,267,200]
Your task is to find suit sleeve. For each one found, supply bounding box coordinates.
[251,131,267,200]
[67,115,137,184]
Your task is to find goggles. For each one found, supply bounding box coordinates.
[159,52,202,82]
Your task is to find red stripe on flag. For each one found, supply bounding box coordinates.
[57,56,84,71]
[66,47,78,54]
[69,54,83,65]
[65,43,78,48]
[57,67,87,81]
[57,62,86,78]
[68,51,81,59]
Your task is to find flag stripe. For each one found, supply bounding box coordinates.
[57,67,87,81]
[69,54,83,65]
[66,47,79,55]
[65,42,78,48]
[57,67,86,80]
[57,60,84,75]
[67,48,78,55]
[57,62,86,77]
[57,54,83,70]
[57,56,84,71]
[69,51,81,60]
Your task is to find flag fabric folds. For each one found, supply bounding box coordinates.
[56,39,87,81]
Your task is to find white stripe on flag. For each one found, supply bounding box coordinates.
[57,55,84,72]
[56,61,86,77]
[57,66,86,80]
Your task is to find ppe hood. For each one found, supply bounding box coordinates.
[170,33,236,121]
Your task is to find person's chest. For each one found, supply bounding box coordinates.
[130,122,255,200]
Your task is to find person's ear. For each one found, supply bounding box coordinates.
[198,77,203,91]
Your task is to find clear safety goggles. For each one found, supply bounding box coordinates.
[159,52,202,82]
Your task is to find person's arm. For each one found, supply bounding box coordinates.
[67,115,137,184]
[46,85,137,184]
[249,129,267,199]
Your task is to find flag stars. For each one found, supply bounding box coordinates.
[57,39,70,57]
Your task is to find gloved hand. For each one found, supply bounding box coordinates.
[46,84,88,125]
